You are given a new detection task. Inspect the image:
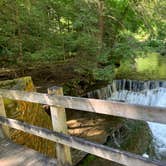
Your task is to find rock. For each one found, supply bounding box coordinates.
[160,48,166,56]
[0,77,55,157]
[106,119,155,156]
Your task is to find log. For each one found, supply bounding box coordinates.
[48,87,72,166]
[0,116,164,166]
[0,89,166,124]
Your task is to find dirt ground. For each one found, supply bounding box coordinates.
[0,60,108,97]
[0,60,77,91]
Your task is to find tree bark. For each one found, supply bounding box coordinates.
[98,0,104,55]
[16,4,23,63]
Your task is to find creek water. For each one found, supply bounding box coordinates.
[88,80,166,160]
[116,52,166,80]
[114,52,166,160]
[87,52,166,160]
[109,87,166,160]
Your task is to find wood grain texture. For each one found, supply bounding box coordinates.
[48,86,72,166]
[0,116,164,166]
[0,96,10,138]
[0,89,166,124]
[0,139,57,166]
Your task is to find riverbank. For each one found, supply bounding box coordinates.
[0,59,108,96]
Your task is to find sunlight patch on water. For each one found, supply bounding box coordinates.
[136,53,166,78]
[116,52,166,80]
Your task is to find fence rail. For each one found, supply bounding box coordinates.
[0,89,166,124]
[0,88,166,166]
[0,116,163,166]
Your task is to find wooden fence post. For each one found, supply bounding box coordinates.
[0,96,10,138]
[48,86,72,166]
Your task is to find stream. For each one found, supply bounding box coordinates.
[116,52,166,80]
[87,52,166,161]
[115,52,166,160]
[109,87,166,160]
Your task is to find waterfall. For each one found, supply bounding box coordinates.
[87,80,166,99]
[87,79,166,160]
[107,80,166,160]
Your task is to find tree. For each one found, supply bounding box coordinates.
[0,0,165,81]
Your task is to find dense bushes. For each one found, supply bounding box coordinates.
[0,0,165,81]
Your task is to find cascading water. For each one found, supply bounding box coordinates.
[87,80,166,99]
[110,87,166,160]
[87,80,166,160]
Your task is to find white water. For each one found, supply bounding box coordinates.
[109,88,166,159]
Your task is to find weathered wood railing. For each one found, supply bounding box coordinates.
[0,87,166,166]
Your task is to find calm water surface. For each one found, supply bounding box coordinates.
[116,53,166,80]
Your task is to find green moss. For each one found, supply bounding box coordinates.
[77,154,96,166]
[0,77,55,157]
[107,120,155,156]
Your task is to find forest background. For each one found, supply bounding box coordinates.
[0,0,165,94]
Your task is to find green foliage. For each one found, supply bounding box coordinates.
[113,31,143,62]
[77,154,96,166]
[0,0,165,82]
[93,65,115,82]
[24,48,64,61]
[146,39,164,48]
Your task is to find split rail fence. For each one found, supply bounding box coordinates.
[0,87,166,166]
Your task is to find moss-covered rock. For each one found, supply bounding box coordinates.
[107,119,155,156]
[0,76,55,157]
[77,119,155,166]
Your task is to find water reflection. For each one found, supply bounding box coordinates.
[116,53,166,80]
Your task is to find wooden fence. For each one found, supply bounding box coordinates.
[0,87,166,166]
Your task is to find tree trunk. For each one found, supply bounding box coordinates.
[98,0,104,55]
[16,4,23,63]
